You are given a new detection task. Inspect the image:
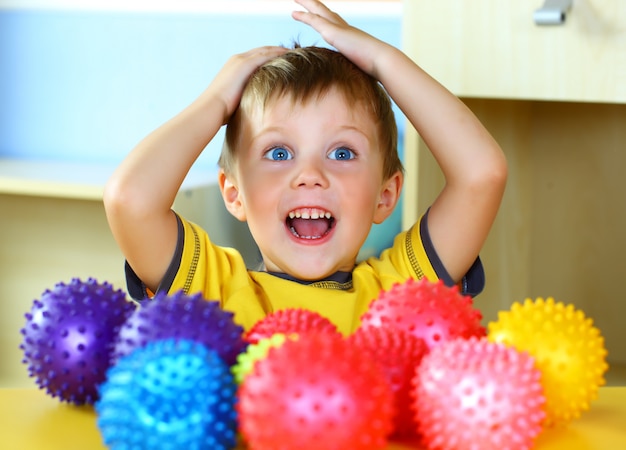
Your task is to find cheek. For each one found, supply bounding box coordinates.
[238,173,281,212]
[339,173,383,208]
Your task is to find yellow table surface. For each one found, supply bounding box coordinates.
[1,387,625,449]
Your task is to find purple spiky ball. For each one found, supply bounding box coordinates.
[20,278,136,405]
[114,290,246,366]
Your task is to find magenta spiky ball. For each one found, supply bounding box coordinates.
[20,278,135,405]
[114,290,246,366]
[360,278,485,350]
[238,332,394,450]
[348,326,428,437]
[244,308,340,344]
[413,337,546,450]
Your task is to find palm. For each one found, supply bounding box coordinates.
[292,0,384,76]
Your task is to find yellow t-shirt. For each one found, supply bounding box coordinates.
[126,211,484,335]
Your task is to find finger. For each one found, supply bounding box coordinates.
[294,0,330,15]
[245,45,289,58]
[291,9,345,35]
[239,46,289,66]
[293,0,347,25]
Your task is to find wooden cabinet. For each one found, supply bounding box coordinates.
[403,0,625,103]
[402,0,626,377]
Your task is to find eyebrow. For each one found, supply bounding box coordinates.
[251,124,372,143]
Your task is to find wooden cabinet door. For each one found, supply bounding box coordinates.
[403,0,626,103]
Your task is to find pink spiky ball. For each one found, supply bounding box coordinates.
[413,337,546,450]
[348,326,428,437]
[20,278,135,404]
[238,332,394,450]
[244,308,340,344]
[488,297,608,425]
[360,278,485,351]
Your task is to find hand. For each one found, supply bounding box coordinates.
[292,0,392,78]
[205,46,288,124]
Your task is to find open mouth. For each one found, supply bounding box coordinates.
[286,207,335,240]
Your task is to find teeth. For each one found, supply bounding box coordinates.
[287,208,333,220]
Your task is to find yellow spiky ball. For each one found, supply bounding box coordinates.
[488,297,608,426]
[231,333,297,384]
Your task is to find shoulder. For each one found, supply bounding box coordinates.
[357,211,485,296]
[159,214,249,300]
[356,214,439,287]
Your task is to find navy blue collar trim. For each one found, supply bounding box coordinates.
[266,270,353,286]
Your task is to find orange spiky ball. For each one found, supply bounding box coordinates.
[238,332,394,450]
[488,297,608,425]
[244,308,340,345]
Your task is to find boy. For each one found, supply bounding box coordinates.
[104,0,507,334]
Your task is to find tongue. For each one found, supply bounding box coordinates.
[290,218,330,238]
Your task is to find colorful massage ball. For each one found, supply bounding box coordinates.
[97,338,238,450]
[348,326,428,437]
[19,278,135,405]
[244,308,340,344]
[413,337,546,450]
[114,290,246,366]
[360,278,485,351]
[488,297,608,425]
[238,332,394,450]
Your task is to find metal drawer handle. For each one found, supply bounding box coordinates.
[534,0,573,25]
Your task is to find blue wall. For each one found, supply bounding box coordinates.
[0,8,403,168]
[0,7,404,256]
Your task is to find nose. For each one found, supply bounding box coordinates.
[291,157,329,189]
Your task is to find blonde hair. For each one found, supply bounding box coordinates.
[219,46,403,180]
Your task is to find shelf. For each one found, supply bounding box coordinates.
[0,158,217,201]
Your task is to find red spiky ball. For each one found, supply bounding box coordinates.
[360,278,485,350]
[238,332,394,450]
[20,278,135,404]
[348,326,428,437]
[244,308,340,344]
[413,337,546,450]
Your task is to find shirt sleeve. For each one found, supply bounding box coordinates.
[124,213,185,302]
[419,208,485,297]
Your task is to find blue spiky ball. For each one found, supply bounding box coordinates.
[97,338,238,450]
[20,278,135,404]
[114,290,246,366]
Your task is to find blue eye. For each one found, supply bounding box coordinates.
[264,147,293,161]
[328,147,356,161]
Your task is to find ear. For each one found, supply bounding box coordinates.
[373,171,403,224]
[218,169,247,222]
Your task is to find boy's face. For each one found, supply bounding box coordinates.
[220,88,401,280]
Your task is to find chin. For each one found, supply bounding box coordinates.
[285,260,352,281]
[261,248,356,280]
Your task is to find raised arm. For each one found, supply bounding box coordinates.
[292,0,507,283]
[103,46,287,293]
